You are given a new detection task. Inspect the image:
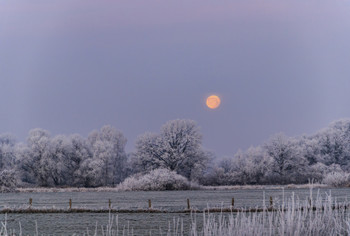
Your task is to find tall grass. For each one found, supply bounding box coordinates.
[195,192,349,236]
[1,189,350,235]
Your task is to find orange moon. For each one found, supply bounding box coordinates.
[206,95,221,109]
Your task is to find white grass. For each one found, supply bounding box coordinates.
[16,187,120,193]
[202,183,328,190]
[195,194,349,235]
[15,183,329,193]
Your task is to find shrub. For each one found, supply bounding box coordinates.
[117,168,197,191]
[323,171,350,187]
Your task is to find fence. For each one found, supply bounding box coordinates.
[1,196,336,214]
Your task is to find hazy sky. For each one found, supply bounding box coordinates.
[1,0,350,157]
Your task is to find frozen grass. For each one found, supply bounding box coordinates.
[195,194,350,235]
[105,190,350,235]
[1,188,350,235]
[202,183,328,190]
[16,187,121,193]
[15,183,329,193]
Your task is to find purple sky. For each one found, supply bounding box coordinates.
[1,0,350,157]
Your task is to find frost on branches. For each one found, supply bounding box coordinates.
[2,119,350,189]
[83,125,127,187]
[203,119,350,187]
[117,168,196,191]
[133,119,211,181]
[15,126,128,188]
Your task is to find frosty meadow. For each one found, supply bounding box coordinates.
[1,187,350,235]
[1,119,350,234]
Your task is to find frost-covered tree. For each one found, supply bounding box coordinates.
[0,134,16,170]
[20,129,51,186]
[314,120,350,169]
[44,135,88,186]
[70,134,93,186]
[297,136,321,166]
[202,147,271,186]
[76,158,105,187]
[264,134,293,178]
[264,134,308,184]
[15,143,33,185]
[87,125,127,186]
[209,157,239,185]
[135,119,210,180]
[0,169,18,192]
[46,135,72,186]
[16,126,127,187]
[18,130,79,186]
[0,134,19,191]
[238,146,272,184]
[47,134,93,186]
[17,131,93,187]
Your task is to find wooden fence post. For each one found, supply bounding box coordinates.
[187,199,190,210]
[148,199,152,209]
[269,196,273,208]
[231,198,235,208]
[109,199,111,209]
[308,197,312,208]
[29,198,32,208]
[69,199,72,210]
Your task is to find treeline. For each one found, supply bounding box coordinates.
[1,119,350,190]
[207,119,350,187]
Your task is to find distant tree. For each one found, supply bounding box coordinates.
[315,120,350,169]
[86,125,127,186]
[21,129,51,186]
[240,146,272,184]
[42,135,72,186]
[0,134,16,170]
[15,143,33,185]
[264,134,293,178]
[213,157,239,185]
[264,134,309,184]
[135,119,210,180]
[76,158,105,187]
[70,134,93,186]
[126,152,143,176]
[205,147,271,186]
[296,136,321,166]
[0,169,18,192]
[45,134,90,186]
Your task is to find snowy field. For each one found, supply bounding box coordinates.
[1,187,350,235]
[1,186,345,211]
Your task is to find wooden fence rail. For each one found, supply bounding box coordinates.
[0,196,346,215]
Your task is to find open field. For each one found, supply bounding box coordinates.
[1,193,350,235]
[2,186,347,212]
[1,186,350,235]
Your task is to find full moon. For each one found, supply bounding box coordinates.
[206,95,221,109]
